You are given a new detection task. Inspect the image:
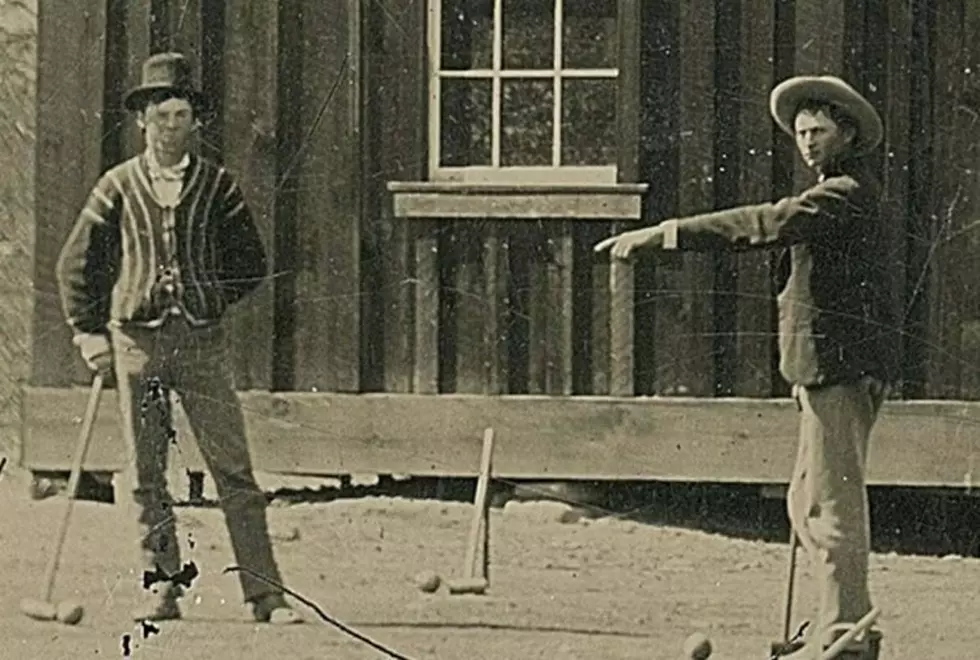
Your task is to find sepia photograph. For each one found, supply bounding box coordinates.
[1,0,979,658]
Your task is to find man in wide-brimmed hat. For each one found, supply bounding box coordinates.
[596,75,898,659]
[56,52,304,625]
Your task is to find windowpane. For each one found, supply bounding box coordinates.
[561,78,617,166]
[563,0,618,69]
[500,79,553,166]
[502,0,554,70]
[440,0,493,70]
[440,78,493,167]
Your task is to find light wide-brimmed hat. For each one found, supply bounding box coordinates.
[769,75,883,155]
[123,52,209,114]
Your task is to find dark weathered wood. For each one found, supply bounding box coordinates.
[711,0,741,396]
[483,222,511,394]
[30,1,109,388]
[960,2,980,400]
[652,0,717,397]
[121,0,152,160]
[609,258,635,396]
[527,228,550,394]
[880,0,911,396]
[414,220,440,394]
[292,0,363,392]
[165,0,201,56]
[734,0,776,397]
[20,387,980,488]
[616,0,641,183]
[450,221,483,393]
[791,0,844,191]
[902,0,935,399]
[635,0,678,396]
[221,0,277,390]
[925,1,966,399]
[546,223,575,395]
[379,0,427,393]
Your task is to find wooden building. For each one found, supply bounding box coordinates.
[17,0,980,491]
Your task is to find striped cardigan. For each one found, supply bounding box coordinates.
[56,153,268,335]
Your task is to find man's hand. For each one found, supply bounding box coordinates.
[72,333,113,373]
[593,225,667,260]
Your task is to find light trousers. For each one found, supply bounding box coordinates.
[787,375,887,646]
[110,315,284,603]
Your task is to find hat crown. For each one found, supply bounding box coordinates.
[139,52,195,89]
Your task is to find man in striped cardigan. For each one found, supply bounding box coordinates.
[56,52,303,625]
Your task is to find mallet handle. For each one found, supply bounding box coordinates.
[41,372,104,602]
[464,428,495,579]
[820,607,881,660]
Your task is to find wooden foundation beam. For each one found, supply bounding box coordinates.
[13,390,980,490]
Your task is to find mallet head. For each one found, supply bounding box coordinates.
[446,577,488,595]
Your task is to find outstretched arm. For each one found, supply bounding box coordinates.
[595,175,861,259]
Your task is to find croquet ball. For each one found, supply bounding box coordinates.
[56,600,84,625]
[683,632,712,660]
[414,570,441,593]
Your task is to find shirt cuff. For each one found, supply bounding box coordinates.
[661,219,679,249]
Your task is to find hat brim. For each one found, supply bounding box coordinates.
[769,76,883,155]
[124,85,211,115]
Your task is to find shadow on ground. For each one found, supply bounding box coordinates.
[26,470,980,560]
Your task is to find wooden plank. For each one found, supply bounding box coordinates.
[379,0,427,393]
[880,0,911,397]
[19,388,980,488]
[220,0,277,390]
[652,0,717,397]
[450,220,482,393]
[609,258,635,396]
[391,191,643,218]
[792,0,845,191]
[545,223,575,395]
[925,1,966,399]
[121,0,152,160]
[961,3,980,400]
[30,1,108,388]
[527,227,550,394]
[166,0,201,56]
[635,0,678,396]
[734,0,776,397]
[483,222,511,394]
[902,0,935,399]
[414,220,440,393]
[292,0,363,392]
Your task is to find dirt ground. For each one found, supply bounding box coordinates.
[1,466,979,660]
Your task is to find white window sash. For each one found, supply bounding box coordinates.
[428,0,619,183]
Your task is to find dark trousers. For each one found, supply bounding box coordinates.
[109,314,283,602]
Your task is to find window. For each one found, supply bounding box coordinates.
[429,0,620,185]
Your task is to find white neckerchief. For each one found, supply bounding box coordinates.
[145,149,190,208]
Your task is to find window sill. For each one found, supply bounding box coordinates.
[387,181,649,220]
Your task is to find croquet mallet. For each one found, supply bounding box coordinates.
[770,531,807,658]
[19,372,105,624]
[447,427,495,595]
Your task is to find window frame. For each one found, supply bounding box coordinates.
[427,0,621,185]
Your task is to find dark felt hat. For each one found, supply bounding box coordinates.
[123,52,209,113]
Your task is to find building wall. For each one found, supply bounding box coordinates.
[0,0,36,438]
[25,0,980,402]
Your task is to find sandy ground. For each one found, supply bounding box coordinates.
[2,466,979,660]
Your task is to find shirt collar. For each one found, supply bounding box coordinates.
[145,149,190,182]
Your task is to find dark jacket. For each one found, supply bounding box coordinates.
[56,153,268,337]
[667,162,899,388]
